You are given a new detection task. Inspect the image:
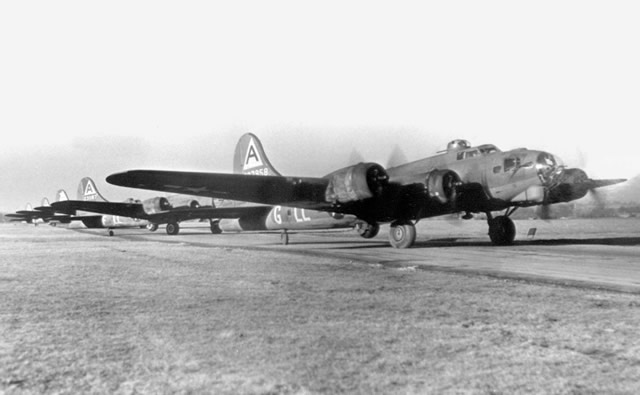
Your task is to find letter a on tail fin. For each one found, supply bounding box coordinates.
[233,133,282,176]
[56,189,69,202]
[77,177,108,202]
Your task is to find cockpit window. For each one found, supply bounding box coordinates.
[478,145,499,155]
[457,149,480,160]
[504,157,521,172]
[465,150,479,158]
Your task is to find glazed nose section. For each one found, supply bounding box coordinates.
[536,152,564,186]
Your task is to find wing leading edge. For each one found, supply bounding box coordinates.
[106,170,333,211]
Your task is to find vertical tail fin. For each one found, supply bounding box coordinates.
[77,177,108,202]
[40,197,51,208]
[233,133,282,176]
[56,190,69,202]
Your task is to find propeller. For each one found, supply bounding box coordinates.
[387,144,409,168]
[347,148,365,166]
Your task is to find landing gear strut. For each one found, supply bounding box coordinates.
[389,221,416,249]
[166,222,180,236]
[281,230,289,245]
[487,209,517,246]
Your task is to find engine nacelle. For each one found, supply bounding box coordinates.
[324,163,389,204]
[166,195,202,209]
[425,169,460,204]
[142,197,172,215]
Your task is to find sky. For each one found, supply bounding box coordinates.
[1,1,639,211]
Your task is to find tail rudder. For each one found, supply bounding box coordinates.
[77,177,108,202]
[233,133,281,176]
[56,189,69,202]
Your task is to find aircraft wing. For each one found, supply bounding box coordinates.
[107,170,333,211]
[144,205,273,223]
[51,199,274,223]
[51,200,142,218]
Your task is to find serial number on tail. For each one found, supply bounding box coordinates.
[244,168,270,176]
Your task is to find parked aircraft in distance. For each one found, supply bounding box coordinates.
[107,137,626,248]
[209,133,362,244]
[6,192,80,225]
[50,177,232,236]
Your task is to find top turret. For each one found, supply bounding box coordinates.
[446,139,471,152]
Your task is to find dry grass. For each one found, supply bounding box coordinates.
[1,224,640,394]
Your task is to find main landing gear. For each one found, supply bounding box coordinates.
[165,221,180,235]
[389,221,416,249]
[209,219,222,234]
[487,209,517,246]
[147,223,159,232]
[356,222,380,239]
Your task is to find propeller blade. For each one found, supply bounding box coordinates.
[387,144,409,168]
[538,204,552,220]
[584,178,627,189]
[347,148,365,166]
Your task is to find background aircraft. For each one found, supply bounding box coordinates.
[107,138,626,248]
[50,177,229,236]
[5,192,80,226]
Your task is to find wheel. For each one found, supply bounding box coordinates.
[147,223,159,232]
[210,220,222,234]
[488,216,516,245]
[280,231,289,245]
[356,222,380,239]
[388,221,416,249]
[166,222,180,235]
[108,230,114,237]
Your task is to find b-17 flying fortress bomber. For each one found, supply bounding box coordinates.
[107,137,626,248]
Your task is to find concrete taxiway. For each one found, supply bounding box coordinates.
[80,218,640,294]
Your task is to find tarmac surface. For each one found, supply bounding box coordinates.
[4,219,640,393]
[92,218,640,294]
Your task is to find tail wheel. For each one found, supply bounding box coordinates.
[210,220,222,234]
[281,230,289,245]
[166,222,180,236]
[147,223,159,232]
[108,230,114,237]
[356,222,380,239]
[488,216,516,246]
[389,221,416,249]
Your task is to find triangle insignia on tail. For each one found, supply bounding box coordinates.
[83,180,98,200]
[243,137,265,171]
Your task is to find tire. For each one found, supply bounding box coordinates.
[488,216,516,246]
[281,231,289,245]
[388,221,417,248]
[210,220,222,234]
[147,223,159,232]
[166,222,180,236]
[357,222,380,239]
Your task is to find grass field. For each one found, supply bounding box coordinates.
[1,224,640,394]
